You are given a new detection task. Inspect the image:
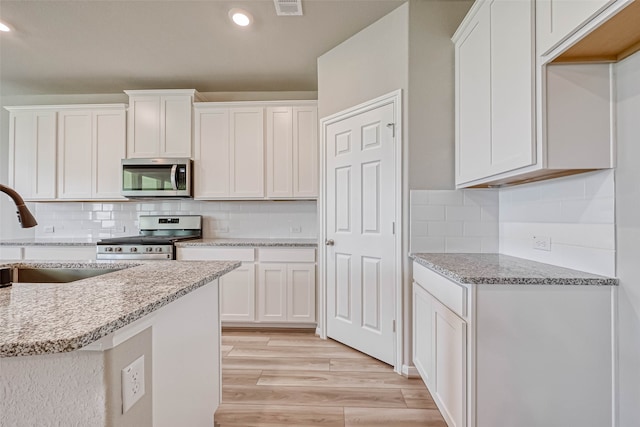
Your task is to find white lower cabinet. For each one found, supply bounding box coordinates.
[412,261,615,427]
[413,279,466,427]
[219,263,256,322]
[176,246,316,326]
[257,262,315,323]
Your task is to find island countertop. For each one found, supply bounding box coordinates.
[410,253,618,286]
[0,260,240,358]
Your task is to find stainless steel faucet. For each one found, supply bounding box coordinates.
[0,184,37,228]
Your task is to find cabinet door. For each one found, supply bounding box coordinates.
[127,96,161,158]
[537,0,615,56]
[194,108,231,198]
[266,106,293,198]
[413,283,435,389]
[161,95,192,158]
[8,110,57,200]
[456,3,491,184]
[58,110,93,199]
[22,246,96,261]
[292,106,318,198]
[488,0,535,177]
[230,108,264,198]
[257,263,287,322]
[433,298,466,427]
[93,109,126,199]
[287,263,315,322]
[220,263,256,322]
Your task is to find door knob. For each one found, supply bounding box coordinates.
[325,239,335,246]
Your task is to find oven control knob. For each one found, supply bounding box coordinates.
[130,247,138,252]
[155,247,163,253]
[115,247,123,252]
[105,247,113,252]
[145,247,153,252]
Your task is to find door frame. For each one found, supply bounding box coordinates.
[318,89,403,373]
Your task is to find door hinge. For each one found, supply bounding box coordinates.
[386,123,395,137]
[393,320,396,332]
[392,221,395,235]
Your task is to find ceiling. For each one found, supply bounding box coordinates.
[0,0,406,96]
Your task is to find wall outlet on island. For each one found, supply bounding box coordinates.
[532,235,551,251]
[121,355,145,413]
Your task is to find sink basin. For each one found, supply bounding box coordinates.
[1,267,121,285]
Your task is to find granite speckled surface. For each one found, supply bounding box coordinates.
[0,238,98,246]
[0,260,240,357]
[410,253,618,286]
[176,238,318,247]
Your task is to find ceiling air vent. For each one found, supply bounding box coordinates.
[274,0,303,16]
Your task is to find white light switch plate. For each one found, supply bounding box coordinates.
[122,355,145,413]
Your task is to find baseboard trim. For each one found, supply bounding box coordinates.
[402,364,420,379]
[222,323,317,333]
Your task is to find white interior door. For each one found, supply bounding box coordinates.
[325,101,396,365]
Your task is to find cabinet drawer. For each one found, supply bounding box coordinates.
[413,261,467,318]
[258,248,316,263]
[178,247,255,262]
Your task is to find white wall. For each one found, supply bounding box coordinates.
[614,51,640,427]
[29,200,317,240]
[499,170,616,277]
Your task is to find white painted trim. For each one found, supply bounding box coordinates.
[194,100,317,109]
[611,286,619,427]
[221,322,316,329]
[79,313,155,352]
[402,364,420,379]
[318,89,403,373]
[4,104,127,112]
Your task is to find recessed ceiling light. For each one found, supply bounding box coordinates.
[229,8,253,27]
[0,22,11,32]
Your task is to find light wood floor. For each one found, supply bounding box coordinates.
[215,329,446,427]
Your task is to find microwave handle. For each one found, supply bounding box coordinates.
[170,165,178,191]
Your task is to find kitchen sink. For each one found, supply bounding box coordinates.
[1,266,122,286]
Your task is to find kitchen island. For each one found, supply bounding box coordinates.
[0,260,240,427]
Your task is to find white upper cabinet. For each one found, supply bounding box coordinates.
[194,101,317,200]
[266,104,318,199]
[193,104,264,199]
[6,108,57,200]
[58,105,126,200]
[125,89,201,158]
[455,0,535,186]
[536,0,616,56]
[230,108,265,198]
[453,0,614,188]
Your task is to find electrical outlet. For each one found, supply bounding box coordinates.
[121,355,145,413]
[43,226,55,233]
[532,235,551,251]
[290,225,302,233]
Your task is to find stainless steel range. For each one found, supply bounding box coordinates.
[96,215,202,261]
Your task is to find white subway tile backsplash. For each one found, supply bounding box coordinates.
[34,200,317,239]
[410,189,499,254]
[498,170,615,275]
[428,221,463,237]
[413,205,446,221]
[428,190,463,206]
[445,205,482,221]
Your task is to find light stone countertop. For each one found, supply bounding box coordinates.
[0,238,99,246]
[410,253,618,286]
[175,238,318,247]
[0,260,240,358]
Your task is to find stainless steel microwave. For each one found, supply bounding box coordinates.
[121,158,192,198]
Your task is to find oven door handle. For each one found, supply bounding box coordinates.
[170,164,178,191]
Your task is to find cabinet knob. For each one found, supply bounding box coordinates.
[325,239,335,246]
